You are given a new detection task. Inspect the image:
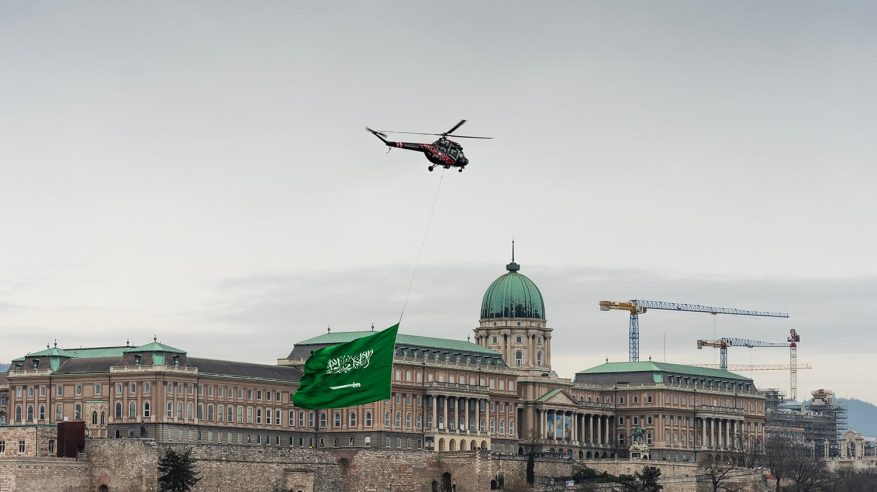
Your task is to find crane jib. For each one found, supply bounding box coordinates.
[629,300,789,318]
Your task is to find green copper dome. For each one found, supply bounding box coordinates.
[481,260,545,319]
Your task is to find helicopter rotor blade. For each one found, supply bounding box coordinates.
[374,130,443,136]
[445,135,492,139]
[443,119,467,136]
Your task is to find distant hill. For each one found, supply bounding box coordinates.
[839,398,877,438]
[0,363,8,373]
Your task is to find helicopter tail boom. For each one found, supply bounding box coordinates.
[366,127,390,144]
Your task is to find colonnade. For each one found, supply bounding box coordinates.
[537,409,612,446]
[427,395,491,434]
[697,417,746,450]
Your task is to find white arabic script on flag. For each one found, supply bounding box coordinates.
[325,349,374,375]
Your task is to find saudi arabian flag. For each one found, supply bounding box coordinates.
[293,324,398,409]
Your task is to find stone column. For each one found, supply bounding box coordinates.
[596,415,602,445]
[709,419,714,449]
[464,398,470,432]
[589,414,595,445]
[536,409,545,441]
[475,399,481,434]
[701,418,707,449]
[443,396,448,431]
[432,396,437,430]
[573,413,578,444]
[546,336,551,367]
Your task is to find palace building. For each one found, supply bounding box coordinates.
[0,256,766,462]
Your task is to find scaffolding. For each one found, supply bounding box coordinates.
[762,388,847,457]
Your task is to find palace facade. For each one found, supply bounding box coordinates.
[1,257,766,462]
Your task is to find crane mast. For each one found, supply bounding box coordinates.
[697,329,802,400]
[599,299,789,362]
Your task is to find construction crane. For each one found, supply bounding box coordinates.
[697,363,812,371]
[599,299,789,362]
[697,329,803,400]
[696,338,789,369]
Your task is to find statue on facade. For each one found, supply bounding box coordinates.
[629,425,650,460]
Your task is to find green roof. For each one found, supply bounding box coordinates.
[481,261,545,319]
[124,341,185,354]
[576,361,752,381]
[16,345,170,362]
[63,347,129,358]
[25,346,77,358]
[296,331,499,355]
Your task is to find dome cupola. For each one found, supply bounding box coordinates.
[480,245,545,320]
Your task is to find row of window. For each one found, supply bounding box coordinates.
[488,334,545,345]
[12,382,287,402]
[14,382,152,399]
[419,371,515,391]
[665,375,753,393]
[13,402,83,422]
[0,440,26,453]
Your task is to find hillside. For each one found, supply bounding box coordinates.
[0,363,8,373]
[839,398,877,438]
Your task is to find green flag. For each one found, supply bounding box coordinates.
[293,324,398,409]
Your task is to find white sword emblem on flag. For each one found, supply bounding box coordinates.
[329,382,361,390]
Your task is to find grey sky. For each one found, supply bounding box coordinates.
[2,2,876,402]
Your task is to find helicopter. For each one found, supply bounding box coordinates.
[366,120,491,172]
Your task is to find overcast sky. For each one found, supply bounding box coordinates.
[2,2,876,404]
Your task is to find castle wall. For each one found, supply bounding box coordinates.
[1,439,775,492]
[0,458,89,491]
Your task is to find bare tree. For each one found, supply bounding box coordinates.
[764,436,794,492]
[786,444,830,492]
[698,452,747,492]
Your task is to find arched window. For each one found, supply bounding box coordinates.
[39,404,46,421]
[100,411,105,425]
[227,405,234,422]
[395,412,401,427]
[128,401,136,418]
[167,401,173,418]
[365,411,372,427]
[15,405,22,422]
[75,403,82,420]
[319,412,327,428]
[334,412,341,427]
[536,351,543,366]
[187,402,193,419]
[177,402,183,419]
[27,405,34,421]
[348,411,357,427]
[144,401,151,418]
[384,411,391,428]
[92,411,98,425]
[515,351,523,366]
[115,402,122,418]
